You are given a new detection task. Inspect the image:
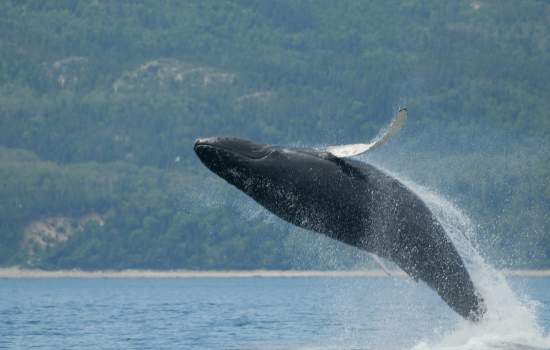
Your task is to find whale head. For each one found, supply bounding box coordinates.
[194,137,339,190]
[193,137,363,229]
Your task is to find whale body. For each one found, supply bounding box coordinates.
[194,136,485,320]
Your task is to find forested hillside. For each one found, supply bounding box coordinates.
[1,0,549,269]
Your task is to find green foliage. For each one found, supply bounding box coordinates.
[0,0,549,268]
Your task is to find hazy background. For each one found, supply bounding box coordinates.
[0,0,548,270]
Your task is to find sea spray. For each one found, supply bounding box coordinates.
[388,170,550,350]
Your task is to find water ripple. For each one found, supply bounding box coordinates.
[0,278,548,349]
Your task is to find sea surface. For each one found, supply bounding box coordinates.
[1,276,549,350]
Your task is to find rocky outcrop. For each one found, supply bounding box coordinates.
[23,213,104,262]
[113,58,236,92]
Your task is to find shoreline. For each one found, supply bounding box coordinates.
[0,268,550,279]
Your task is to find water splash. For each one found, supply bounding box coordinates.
[388,171,550,350]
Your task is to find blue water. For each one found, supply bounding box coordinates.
[1,277,549,349]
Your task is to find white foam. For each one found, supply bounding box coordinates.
[391,173,550,350]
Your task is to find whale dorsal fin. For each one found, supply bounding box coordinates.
[326,108,407,158]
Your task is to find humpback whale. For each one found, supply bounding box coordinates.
[194,108,485,321]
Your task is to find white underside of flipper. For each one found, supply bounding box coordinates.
[326,108,407,158]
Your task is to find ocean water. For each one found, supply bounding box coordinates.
[0,276,549,350]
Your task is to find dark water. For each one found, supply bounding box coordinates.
[0,277,549,350]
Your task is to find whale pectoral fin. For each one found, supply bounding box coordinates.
[326,108,407,158]
[325,142,375,158]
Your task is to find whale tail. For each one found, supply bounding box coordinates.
[326,107,407,158]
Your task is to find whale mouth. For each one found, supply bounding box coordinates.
[194,137,271,160]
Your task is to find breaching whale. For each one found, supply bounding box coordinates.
[194,108,485,321]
